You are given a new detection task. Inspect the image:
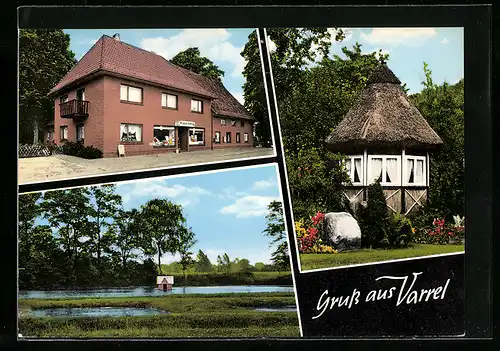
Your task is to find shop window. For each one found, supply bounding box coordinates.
[76,125,85,143]
[214,131,221,144]
[161,93,178,109]
[236,133,241,143]
[152,125,175,147]
[60,126,68,141]
[191,99,203,113]
[120,123,142,142]
[120,84,143,103]
[189,128,205,145]
[225,132,231,143]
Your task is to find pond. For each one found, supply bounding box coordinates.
[254,306,297,312]
[19,285,294,299]
[27,307,167,318]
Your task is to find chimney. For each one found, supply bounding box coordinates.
[112,33,120,41]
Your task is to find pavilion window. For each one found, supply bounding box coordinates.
[404,156,426,186]
[344,156,363,185]
[368,155,401,186]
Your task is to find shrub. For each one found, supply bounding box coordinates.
[295,213,338,254]
[360,181,390,248]
[389,212,413,247]
[426,218,464,245]
[62,141,103,159]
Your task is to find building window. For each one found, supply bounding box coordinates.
[240,120,245,127]
[152,125,175,147]
[225,132,231,143]
[214,131,221,144]
[236,133,241,143]
[404,156,426,186]
[367,155,401,186]
[231,120,236,126]
[60,126,68,141]
[189,128,205,146]
[76,125,85,143]
[191,99,203,113]
[60,95,68,104]
[120,84,143,104]
[244,133,249,143]
[120,123,142,142]
[161,93,178,109]
[76,88,85,101]
[344,156,363,185]
[221,119,226,125]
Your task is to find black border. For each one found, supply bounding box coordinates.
[5,4,494,349]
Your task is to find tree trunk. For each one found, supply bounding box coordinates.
[33,119,39,144]
[157,245,162,275]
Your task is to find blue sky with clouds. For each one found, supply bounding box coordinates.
[64,27,463,101]
[36,164,283,265]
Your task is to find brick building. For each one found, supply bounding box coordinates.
[47,33,254,157]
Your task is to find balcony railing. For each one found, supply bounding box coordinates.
[60,99,89,119]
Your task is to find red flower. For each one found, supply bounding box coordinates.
[448,232,453,236]
[307,227,318,237]
[298,167,302,171]
[298,173,302,177]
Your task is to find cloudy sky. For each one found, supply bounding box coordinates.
[64,27,463,103]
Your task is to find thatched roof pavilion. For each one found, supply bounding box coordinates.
[325,64,443,154]
[326,64,444,215]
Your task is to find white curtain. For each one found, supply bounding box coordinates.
[167,94,177,108]
[191,100,201,112]
[415,159,424,184]
[244,133,248,142]
[161,93,167,107]
[120,85,128,100]
[406,159,414,183]
[129,125,142,141]
[345,159,352,178]
[354,158,362,183]
[386,158,398,184]
[120,124,128,140]
[128,87,142,103]
[370,158,383,183]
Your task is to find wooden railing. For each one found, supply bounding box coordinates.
[60,99,89,118]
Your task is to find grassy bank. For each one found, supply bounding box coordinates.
[300,244,464,271]
[159,271,293,286]
[18,292,299,338]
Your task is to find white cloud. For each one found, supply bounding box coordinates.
[140,29,246,77]
[252,179,276,191]
[120,181,212,207]
[360,28,437,47]
[230,91,245,105]
[441,38,450,44]
[220,195,279,218]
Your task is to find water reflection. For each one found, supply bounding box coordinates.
[19,285,294,299]
[28,307,167,317]
[254,305,297,312]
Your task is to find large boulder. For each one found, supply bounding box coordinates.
[324,212,362,251]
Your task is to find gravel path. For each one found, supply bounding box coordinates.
[19,147,275,184]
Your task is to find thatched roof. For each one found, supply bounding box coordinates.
[325,64,444,153]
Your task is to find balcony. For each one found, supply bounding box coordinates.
[60,99,89,120]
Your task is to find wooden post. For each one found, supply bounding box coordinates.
[401,149,406,214]
[175,127,179,152]
[363,149,368,201]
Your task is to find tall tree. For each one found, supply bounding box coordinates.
[263,201,289,273]
[18,193,42,268]
[106,208,142,270]
[178,227,197,284]
[195,249,213,272]
[19,29,76,143]
[88,185,122,269]
[241,28,345,144]
[139,199,187,274]
[170,47,224,80]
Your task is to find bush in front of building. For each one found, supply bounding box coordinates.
[388,212,414,247]
[62,141,103,159]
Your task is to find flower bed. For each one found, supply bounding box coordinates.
[295,212,337,254]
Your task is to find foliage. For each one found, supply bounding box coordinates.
[425,218,465,245]
[61,141,103,159]
[295,214,338,254]
[356,181,391,248]
[170,47,224,80]
[299,244,464,270]
[263,201,289,272]
[178,227,197,284]
[409,62,464,220]
[286,147,350,221]
[195,249,213,273]
[19,29,76,144]
[388,212,414,247]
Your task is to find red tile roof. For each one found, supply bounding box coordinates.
[49,35,215,98]
[177,66,253,120]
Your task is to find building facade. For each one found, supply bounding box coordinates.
[47,34,254,157]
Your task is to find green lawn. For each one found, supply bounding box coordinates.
[18,292,300,338]
[300,244,464,271]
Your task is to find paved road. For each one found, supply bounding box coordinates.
[19,147,275,185]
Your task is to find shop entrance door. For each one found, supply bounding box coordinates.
[178,128,189,151]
